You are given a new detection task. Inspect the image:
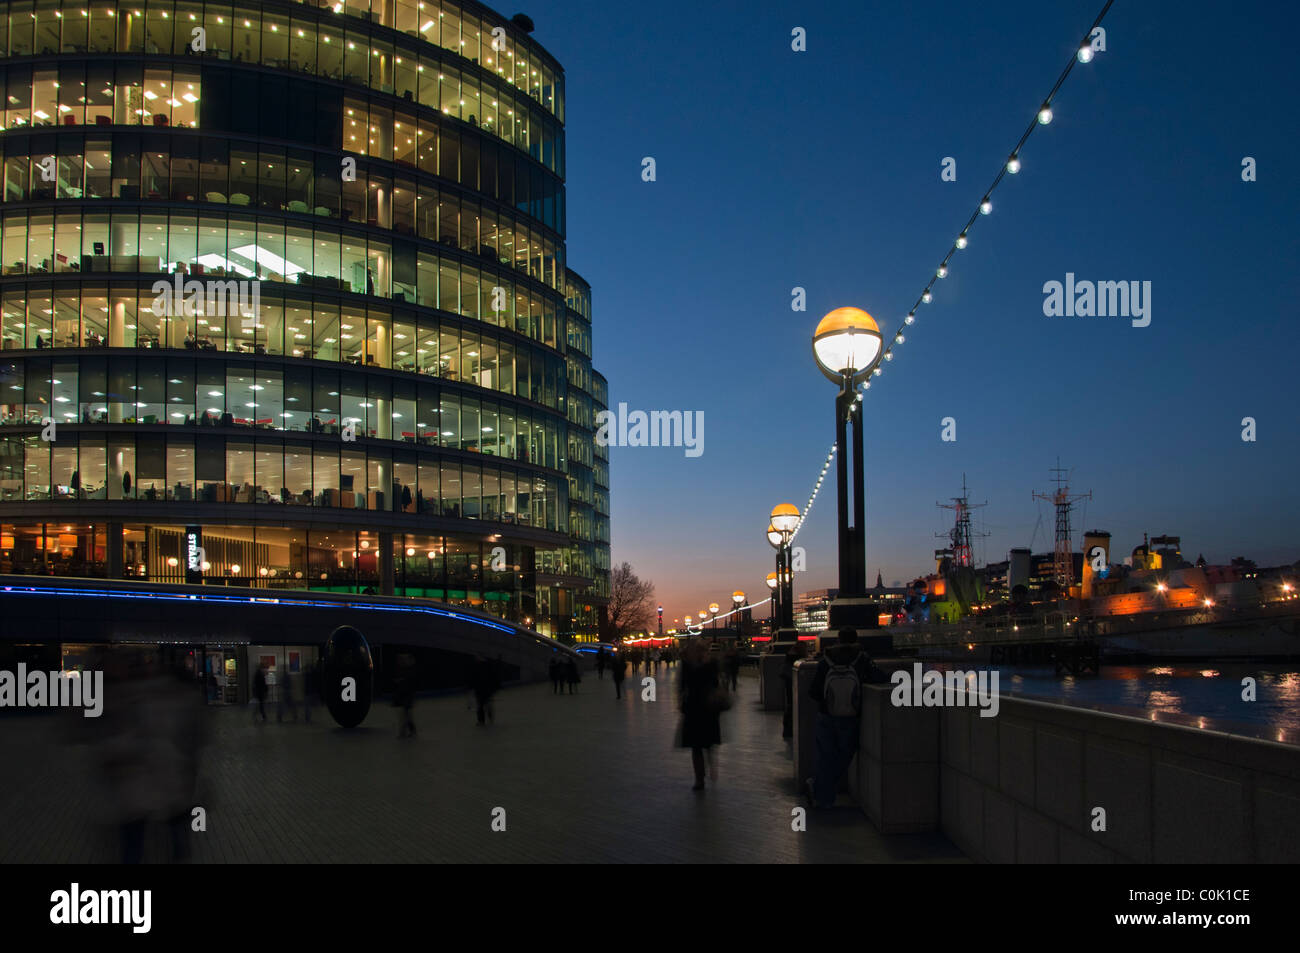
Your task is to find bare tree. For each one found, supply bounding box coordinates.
[605,562,655,640]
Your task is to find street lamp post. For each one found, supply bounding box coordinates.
[708,603,720,628]
[767,524,785,632]
[765,572,779,634]
[769,504,799,638]
[812,307,885,630]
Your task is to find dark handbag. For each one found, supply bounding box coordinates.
[708,684,732,712]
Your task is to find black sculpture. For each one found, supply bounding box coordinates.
[322,625,373,728]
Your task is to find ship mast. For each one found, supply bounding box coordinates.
[937,474,988,569]
[1033,461,1091,589]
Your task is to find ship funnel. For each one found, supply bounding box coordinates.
[1008,548,1032,595]
[1082,530,1112,599]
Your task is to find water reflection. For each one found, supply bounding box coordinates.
[991,662,1300,746]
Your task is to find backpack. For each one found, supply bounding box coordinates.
[822,654,862,717]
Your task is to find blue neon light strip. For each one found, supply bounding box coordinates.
[0,584,518,636]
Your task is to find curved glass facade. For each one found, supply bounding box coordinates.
[0,0,607,637]
[0,0,563,169]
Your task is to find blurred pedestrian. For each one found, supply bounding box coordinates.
[96,647,207,863]
[394,653,417,738]
[549,655,563,694]
[611,651,626,699]
[471,655,500,725]
[724,645,741,692]
[596,650,607,680]
[252,662,268,723]
[303,659,318,723]
[277,666,297,722]
[678,639,725,791]
[564,653,580,694]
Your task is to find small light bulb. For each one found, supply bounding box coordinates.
[896,334,905,344]
[1038,105,1053,125]
[1077,44,1094,64]
[955,233,968,249]
[937,265,948,278]
[905,313,915,324]
[884,351,893,361]
[873,367,882,376]
[863,382,871,389]
[1006,156,1021,174]
[980,198,993,215]
[922,291,933,303]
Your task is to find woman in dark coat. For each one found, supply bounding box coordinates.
[678,639,722,790]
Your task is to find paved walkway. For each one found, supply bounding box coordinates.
[0,668,966,863]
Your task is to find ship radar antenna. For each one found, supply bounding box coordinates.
[1032,459,1091,590]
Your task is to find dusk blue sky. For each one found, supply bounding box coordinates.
[521,0,1298,622]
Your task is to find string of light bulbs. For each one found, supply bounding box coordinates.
[792,0,1116,541]
[789,443,836,543]
[681,596,773,634]
[857,0,1115,404]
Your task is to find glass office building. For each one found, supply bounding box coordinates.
[0,0,608,638]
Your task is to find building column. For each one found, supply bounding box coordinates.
[107,522,124,578]
[379,531,394,596]
[109,298,127,351]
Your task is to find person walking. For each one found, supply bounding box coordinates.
[611,651,626,699]
[564,653,580,694]
[678,639,724,791]
[393,653,417,738]
[302,659,317,723]
[724,646,741,692]
[548,655,563,695]
[596,650,607,680]
[252,662,268,723]
[277,666,297,722]
[471,655,500,725]
[805,628,879,809]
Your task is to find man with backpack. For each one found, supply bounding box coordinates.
[805,628,878,809]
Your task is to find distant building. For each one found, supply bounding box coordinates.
[793,588,837,634]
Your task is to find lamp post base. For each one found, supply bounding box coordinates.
[827,598,893,656]
[828,597,879,629]
[771,627,802,648]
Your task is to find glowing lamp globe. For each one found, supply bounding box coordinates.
[767,523,782,549]
[709,603,720,615]
[770,503,800,535]
[765,572,779,590]
[812,307,884,386]
[732,591,745,605]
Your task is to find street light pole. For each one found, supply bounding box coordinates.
[813,307,884,631]
[769,504,800,638]
[836,372,867,597]
[780,544,794,628]
[765,571,779,634]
